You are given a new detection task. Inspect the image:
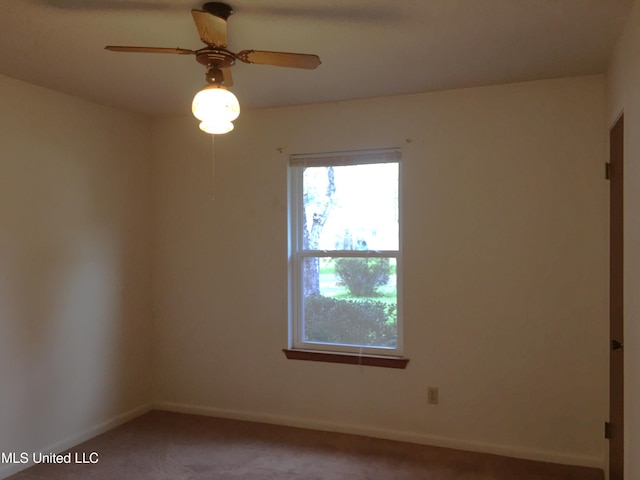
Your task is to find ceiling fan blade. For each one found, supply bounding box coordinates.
[105,46,195,55]
[191,9,227,47]
[221,67,234,87]
[235,50,321,70]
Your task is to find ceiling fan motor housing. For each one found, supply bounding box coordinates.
[196,50,235,68]
[196,50,235,85]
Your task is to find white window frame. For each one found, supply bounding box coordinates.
[288,148,403,357]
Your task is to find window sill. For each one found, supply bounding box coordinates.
[283,349,409,369]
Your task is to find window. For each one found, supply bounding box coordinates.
[287,149,404,366]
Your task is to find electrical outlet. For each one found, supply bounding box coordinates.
[427,387,439,405]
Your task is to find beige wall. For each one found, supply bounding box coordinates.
[0,70,610,476]
[607,1,640,477]
[0,75,153,477]
[152,75,609,468]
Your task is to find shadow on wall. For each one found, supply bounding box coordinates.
[0,134,148,453]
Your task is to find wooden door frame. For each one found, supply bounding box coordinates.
[609,113,624,480]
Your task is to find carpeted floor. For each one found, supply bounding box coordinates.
[7,410,604,480]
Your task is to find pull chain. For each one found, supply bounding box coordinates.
[211,133,215,200]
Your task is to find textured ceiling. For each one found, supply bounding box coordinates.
[0,0,634,117]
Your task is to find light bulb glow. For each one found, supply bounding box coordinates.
[198,120,234,134]
[192,85,240,134]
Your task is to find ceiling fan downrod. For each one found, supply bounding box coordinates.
[202,2,234,20]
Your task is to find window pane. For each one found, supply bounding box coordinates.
[302,163,398,251]
[301,256,397,349]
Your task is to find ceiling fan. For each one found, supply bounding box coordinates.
[105,1,321,133]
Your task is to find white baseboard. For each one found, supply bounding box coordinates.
[0,404,152,480]
[155,401,605,471]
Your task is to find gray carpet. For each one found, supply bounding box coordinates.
[7,411,604,479]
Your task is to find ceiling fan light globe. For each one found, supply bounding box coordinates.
[199,120,234,134]
[192,85,240,123]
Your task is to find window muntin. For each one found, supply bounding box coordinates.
[289,149,401,356]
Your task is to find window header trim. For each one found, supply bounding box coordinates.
[290,148,401,167]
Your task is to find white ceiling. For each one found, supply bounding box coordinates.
[0,0,634,117]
